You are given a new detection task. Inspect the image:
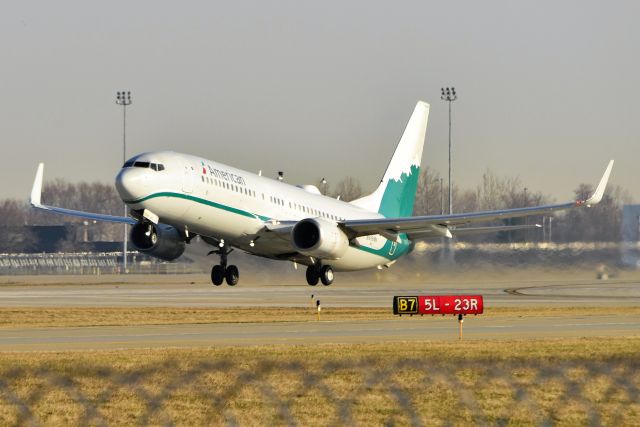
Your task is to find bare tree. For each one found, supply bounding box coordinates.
[553,184,631,242]
[414,167,444,215]
[0,199,29,226]
[29,180,123,241]
[330,176,363,202]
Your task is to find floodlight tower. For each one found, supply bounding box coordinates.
[320,177,328,195]
[116,91,132,273]
[441,87,457,215]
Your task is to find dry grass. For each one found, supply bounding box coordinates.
[0,306,639,329]
[0,338,639,425]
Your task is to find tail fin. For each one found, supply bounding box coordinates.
[351,101,430,218]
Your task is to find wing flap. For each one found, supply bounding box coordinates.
[407,224,542,241]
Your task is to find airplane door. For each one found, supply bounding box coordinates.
[182,161,194,194]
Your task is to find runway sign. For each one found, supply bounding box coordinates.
[393,295,484,315]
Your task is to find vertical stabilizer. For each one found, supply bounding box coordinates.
[351,101,429,217]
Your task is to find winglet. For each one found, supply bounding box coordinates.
[583,160,614,206]
[30,163,44,207]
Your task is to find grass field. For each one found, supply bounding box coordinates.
[1,304,639,424]
[1,338,639,425]
[1,306,640,328]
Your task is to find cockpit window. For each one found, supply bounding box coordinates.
[123,161,165,171]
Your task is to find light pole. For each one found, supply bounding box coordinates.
[441,87,457,215]
[116,91,132,273]
[321,177,328,195]
[440,177,444,215]
[523,187,528,242]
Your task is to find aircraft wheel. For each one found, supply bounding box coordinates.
[225,265,239,286]
[211,265,225,286]
[320,265,334,286]
[306,266,319,286]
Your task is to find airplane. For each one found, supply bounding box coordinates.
[29,101,614,287]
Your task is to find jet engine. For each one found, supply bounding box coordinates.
[130,222,185,261]
[291,218,349,259]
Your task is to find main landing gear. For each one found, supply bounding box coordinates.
[306,264,334,286]
[210,245,239,286]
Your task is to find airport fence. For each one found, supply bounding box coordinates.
[1,241,638,276]
[0,252,202,275]
[0,356,638,425]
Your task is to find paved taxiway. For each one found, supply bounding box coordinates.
[1,273,639,350]
[1,314,640,351]
[1,275,640,308]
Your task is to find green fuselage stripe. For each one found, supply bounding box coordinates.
[126,192,269,221]
[126,191,410,261]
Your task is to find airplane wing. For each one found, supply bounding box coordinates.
[29,163,136,225]
[406,223,541,241]
[340,160,614,241]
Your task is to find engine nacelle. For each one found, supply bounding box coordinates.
[130,222,185,261]
[291,218,349,259]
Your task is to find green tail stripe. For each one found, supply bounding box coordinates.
[378,165,420,218]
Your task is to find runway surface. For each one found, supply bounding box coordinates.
[1,273,639,350]
[1,275,640,308]
[1,314,640,351]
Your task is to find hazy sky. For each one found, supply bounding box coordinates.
[2,1,639,203]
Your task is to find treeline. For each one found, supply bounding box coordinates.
[323,169,631,243]
[0,181,123,252]
[0,169,632,253]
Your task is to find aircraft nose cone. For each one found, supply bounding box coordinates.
[115,168,149,202]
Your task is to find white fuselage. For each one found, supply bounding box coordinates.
[116,151,408,271]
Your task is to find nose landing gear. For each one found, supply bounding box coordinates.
[306,264,334,286]
[209,246,239,286]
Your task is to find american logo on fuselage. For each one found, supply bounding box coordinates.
[202,162,247,186]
